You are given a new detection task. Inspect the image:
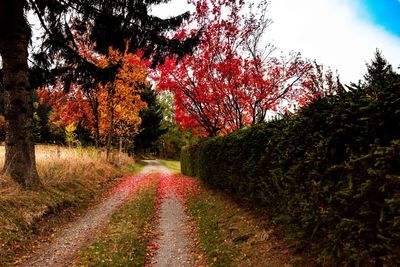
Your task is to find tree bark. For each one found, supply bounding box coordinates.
[118,136,122,165]
[106,109,114,161]
[86,91,101,157]
[0,0,40,188]
[94,102,101,158]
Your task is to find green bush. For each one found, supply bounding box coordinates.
[181,54,400,265]
[180,143,200,177]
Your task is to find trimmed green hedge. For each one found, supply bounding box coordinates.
[181,79,400,264]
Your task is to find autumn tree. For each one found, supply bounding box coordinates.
[38,47,148,159]
[156,0,337,137]
[97,48,148,160]
[0,0,199,187]
[38,83,94,132]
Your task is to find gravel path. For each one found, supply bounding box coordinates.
[21,161,162,267]
[152,189,195,267]
[21,160,195,267]
[140,161,195,267]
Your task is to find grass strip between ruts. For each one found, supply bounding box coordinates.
[73,179,158,267]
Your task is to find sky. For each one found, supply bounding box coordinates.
[362,0,400,36]
[151,0,400,84]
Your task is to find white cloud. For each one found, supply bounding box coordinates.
[151,0,195,19]
[152,0,400,84]
[266,0,400,83]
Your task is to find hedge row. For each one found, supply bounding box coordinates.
[181,63,400,265]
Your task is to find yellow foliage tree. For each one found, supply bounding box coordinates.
[97,47,148,159]
[65,123,81,147]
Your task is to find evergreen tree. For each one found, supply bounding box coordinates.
[361,50,400,147]
[0,0,199,187]
[134,87,167,155]
[364,49,397,88]
[364,49,398,91]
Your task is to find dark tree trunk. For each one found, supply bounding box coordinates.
[118,136,123,165]
[86,91,101,157]
[94,102,101,158]
[0,0,40,188]
[106,108,114,161]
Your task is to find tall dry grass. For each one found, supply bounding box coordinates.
[0,145,134,189]
[0,145,139,265]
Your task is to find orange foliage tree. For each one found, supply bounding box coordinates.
[97,47,148,158]
[38,46,148,157]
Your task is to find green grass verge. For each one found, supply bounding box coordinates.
[158,160,181,173]
[187,188,311,267]
[73,184,157,267]
[187,192,234,267]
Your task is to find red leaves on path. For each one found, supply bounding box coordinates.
[145,173,200,266]
[157,174,200,201]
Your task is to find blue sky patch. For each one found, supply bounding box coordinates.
[362,0,400,36]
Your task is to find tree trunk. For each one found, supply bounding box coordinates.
[106,109,114,161]
[88,93,101,158]
[94,104,101,158]
[0,0,40,188]
[118,136,123,165]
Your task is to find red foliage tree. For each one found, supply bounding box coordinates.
[155,0,338,137]
[38,42,149,154]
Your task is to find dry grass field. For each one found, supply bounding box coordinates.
[0,145,134,188]
[0,145,141,265]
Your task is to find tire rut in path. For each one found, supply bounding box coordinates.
[152,187,195,267]
[21,161,162,267]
